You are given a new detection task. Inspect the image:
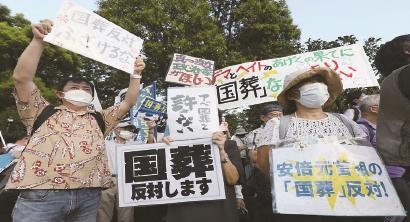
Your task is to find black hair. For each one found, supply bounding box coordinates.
[58,77,95,97]
[345,90,363,106]
[375,34,410,77]
[5,128,27,144]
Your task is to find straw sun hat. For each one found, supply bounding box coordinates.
[277,67,343,113]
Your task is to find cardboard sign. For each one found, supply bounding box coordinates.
[116,138,225,207]
[44,0,143,74]
[272,143,405,216]
[165,54,214,86]
[167,86,219,141]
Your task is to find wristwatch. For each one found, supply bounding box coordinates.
[221,152,228,164]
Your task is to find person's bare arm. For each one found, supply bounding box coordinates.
[146,120,155,144]
[117,57,145,117]
[213,132,239,185]
[12,20,53,102]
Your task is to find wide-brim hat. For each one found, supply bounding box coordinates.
[277,67,343,112]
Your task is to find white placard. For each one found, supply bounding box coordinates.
[167,86,219,141]
[44,0,143,74]
[272,143,405,216]
[165,53,214,86]
[214,44,379,110]
[117,138,226,207]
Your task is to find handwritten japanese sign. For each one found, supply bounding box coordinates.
[167,86,219,141]
[272,144,404,216]
[165,54,214,86]
[117,138,225,207]
[214,44,379,110]
[44,0,143,74]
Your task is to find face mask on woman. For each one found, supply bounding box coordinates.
[63,90,93,107]
[297,82,330,109]
[118,130,136,140]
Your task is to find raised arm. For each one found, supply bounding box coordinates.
[12,20,53,102]
[213,132,240,185]
[118,57,145,117]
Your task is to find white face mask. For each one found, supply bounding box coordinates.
[297,82,330,108]
[63,90,93,107]
[118,130,135,140]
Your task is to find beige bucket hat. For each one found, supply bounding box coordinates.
[277,67,343,112]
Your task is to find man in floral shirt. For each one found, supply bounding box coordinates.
[6,19,145,222]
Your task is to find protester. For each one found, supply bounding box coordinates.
[245,104,283,161]
[356,94,380,148]
[235,185,250,222]
[97,120,155,222]
[2,128,28,158]
[231,127,248,165]
[256,67,370,221]
[163,131,245,222]
[0,127,27,222]
[5,19,145,222]
[343,92,367,121]
[374,34,410,222]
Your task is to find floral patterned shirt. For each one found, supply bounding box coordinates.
[6,87,124,189]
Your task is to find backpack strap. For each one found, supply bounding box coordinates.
[31,105,106,136]
[91,112,106,135]
[279,115,292,140]
[352,107,360,122]
[31,105,57,137]
[331,113,355,137]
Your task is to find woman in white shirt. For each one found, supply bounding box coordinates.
[256,67,370,222]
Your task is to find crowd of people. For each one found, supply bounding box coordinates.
[0,19,408,222]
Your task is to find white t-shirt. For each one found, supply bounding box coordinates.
[5,143,25,153]
[105,140,143,175]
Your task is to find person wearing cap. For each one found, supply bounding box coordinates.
[97,120,155,222]
[245,104,283,168]
[256,67,368,221]
[232,127,248,165]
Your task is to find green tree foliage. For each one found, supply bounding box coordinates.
[98,0,228,92]
[97,0,301,132]
[0,4,83,134]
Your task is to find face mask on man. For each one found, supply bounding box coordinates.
[118,130,136,140]
[297,82,330,109]
[63,90,93,107]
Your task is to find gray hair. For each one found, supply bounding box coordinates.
[359,94,380,113]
